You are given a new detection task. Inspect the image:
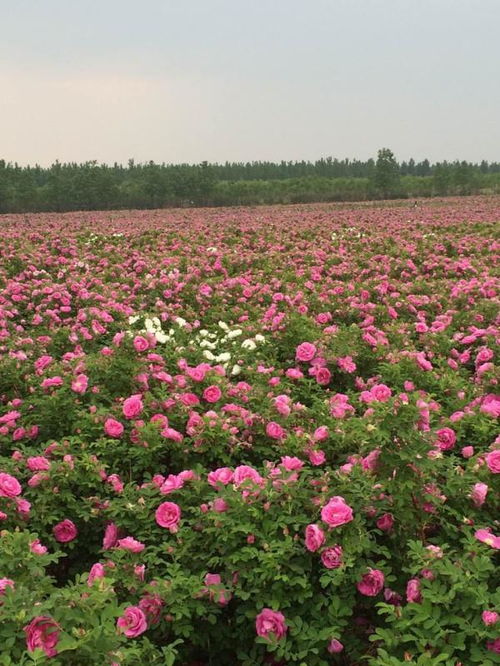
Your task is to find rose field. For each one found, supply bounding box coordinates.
[0,197,499,666]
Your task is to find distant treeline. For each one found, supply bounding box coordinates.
[1,153,500,213]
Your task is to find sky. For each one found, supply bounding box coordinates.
[1,0,499,167]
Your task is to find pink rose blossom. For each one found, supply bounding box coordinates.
[155,501,181,531]
[321,496,354,528]
[304,524,325,552]
[357,568,385,596]
[255,608,287,640]
[24,616,60,657]
[117,606,148,638]
[53,519,78,543]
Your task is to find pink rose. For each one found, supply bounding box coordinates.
[376,513,394,532]
[53,519,78,543]
[370,383,392,402]
[133,336,149,352]
[321,545,343,569]
[475,529,500,549]
[24,616,60,657]
[304,524,325,552]
[0,472,22,497]
[155,501,181,531]
[406,578,422,603]
[321,496,354,528]
[328,638,344,653]
[315,367,331,385]
[71,374,88,394]
[436,427,456,451]
[203,385,222,403]
[122,394,143,419]
[117,536,145,553]
[482,610,499,626]
[87,563,105,586]
[470,482,488,507]
[255,608,287,641]
[30,539,48,555]
[233,465,263,487]
[104,418,124,438]
[295,342,317,362]
[103,522,119,549]
[0,578,14,597]
[357,568,385,596]
[117,606,148,638]
[207,467,234,487]
[485,450,500,474]
[266,421,285,440]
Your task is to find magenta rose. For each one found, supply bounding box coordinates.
[53,519,78,543]
[304,524,325,552]
[321,496,354,528]
[203,385,222,403]
[104,417,124,438]
[155,501,181,531]
[24,616,60,657]
[0,472,22,497]
[376,513,394,531]
[208,467,234,487]
[117,605,148,638]
[485,450,500,474]
[357,568,385,596]
[255,608,287,641]
[0,578,14,598]
[321,545,343,569]
[87,563,105,587]
[295,342,317,362]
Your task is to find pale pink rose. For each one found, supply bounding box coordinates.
[203,385,222,403]
[321,496,354,528]
[295,342,317,362]
[207,467,234,487]
[53,519,78,543]
[255,608,287,640]
[321,545,343,569]
[104,418,124,438]
[462,446,474,458]
[117,606,148,638]
[139,593,163,624]
[304,524,325,552]
[470,482,488,507]
[155,501,181,531]
[485,450,500,474]
[122,394,143,419]
[24,616,60,657]
[357,568,385,596]
[327,638,344,653]
[71,374,88,394]
[406,578,422,603]
[117,536,145,553]
[0,472,22,497]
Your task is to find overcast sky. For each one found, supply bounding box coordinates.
[1,0,499,166]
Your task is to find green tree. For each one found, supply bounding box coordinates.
[373,148,401,198]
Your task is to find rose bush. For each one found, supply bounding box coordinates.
[0,198,498,664]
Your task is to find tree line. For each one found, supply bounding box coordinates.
[1,149,500,213]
